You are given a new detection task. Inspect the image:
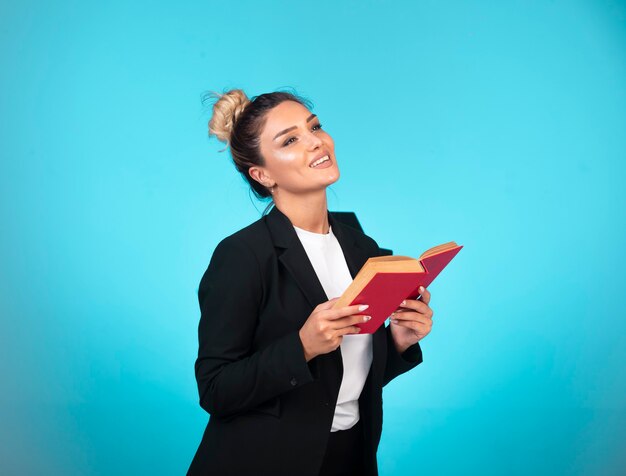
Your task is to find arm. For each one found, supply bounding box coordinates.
[383,325,423,387]
[194,236,315,419]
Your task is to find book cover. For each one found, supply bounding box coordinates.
[332,241,463,334]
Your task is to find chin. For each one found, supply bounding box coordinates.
[325,165,340,183]
[324,176,340,188]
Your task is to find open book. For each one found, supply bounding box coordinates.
[331,241,463,334]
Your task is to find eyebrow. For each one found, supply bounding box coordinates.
[273,113,317,141]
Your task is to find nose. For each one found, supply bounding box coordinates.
[306,130,324,149]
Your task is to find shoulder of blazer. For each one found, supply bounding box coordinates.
[215,215,274,258]
[334,219,380,255]
[198,216,267,284]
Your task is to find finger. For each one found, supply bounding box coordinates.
[325,303,370,320]
[418,286,431,305]
[391,319,423,331]
[396,299,431,315]
[317,297,341,310]
[391,317,432,332]
[401,306,434,319]
[391,312,432,325]
[337,325,363,336]
[333,313,371,329]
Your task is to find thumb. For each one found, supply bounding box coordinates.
[318,297,340,309]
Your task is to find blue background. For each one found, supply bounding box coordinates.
[1,0,625,474]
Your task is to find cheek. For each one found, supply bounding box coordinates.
[268,151,306,180]
[271,149,300,166]
[323,132,335,149]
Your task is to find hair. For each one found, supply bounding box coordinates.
[202,88,313,215]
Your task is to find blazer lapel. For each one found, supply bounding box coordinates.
[264,204,372,310]
[264,204,385,406]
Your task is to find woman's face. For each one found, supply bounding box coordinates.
[253,100,339,195]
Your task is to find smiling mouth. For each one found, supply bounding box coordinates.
[309,155,331,168]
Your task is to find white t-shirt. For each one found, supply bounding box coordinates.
[293,223,374,432]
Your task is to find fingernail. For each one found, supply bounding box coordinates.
[419,286,424,292]
[401,300,406,306]
[391,319,398,324]
[363,315,371,321]
[358,304,369,311]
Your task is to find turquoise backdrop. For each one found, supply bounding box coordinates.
[1,0,624,474]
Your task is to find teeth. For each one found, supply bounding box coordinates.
[310,155,330,167]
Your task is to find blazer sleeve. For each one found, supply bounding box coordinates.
[194,235,315,419]
[366,235,424,386]
[383,325,423,387]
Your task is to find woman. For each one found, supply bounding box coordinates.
[188,89,434,476]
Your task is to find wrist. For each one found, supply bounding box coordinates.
[298,329,314,362]
[394,340,410,354]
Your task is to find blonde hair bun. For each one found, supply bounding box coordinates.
[206,89,251,144]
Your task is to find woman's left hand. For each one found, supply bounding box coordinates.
[389,286,434,353]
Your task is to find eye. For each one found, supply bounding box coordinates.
[282,123,323,147]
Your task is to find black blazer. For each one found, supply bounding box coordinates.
[188,204,423,476]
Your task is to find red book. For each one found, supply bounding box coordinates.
[332,241,463,334]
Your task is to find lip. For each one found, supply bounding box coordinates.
[308,151,331,168]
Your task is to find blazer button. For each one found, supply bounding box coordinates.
[290,377,298,386]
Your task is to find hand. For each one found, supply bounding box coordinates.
[299,298,372,362]
[389,286,434,354]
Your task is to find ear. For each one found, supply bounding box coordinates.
[248,166,275,189]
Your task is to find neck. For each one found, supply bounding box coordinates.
[273,190,329,234]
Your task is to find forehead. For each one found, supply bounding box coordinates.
[261,101,313,138]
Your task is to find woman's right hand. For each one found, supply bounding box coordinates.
[298,298,371,362]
